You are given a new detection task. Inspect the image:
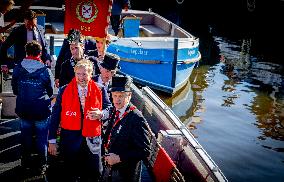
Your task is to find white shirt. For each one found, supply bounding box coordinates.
[116,104,128,118]
[77,84,88,99]
[27,27,40,43]
[101,103,129,120]
[0,13,4,38]
[97,75,110,88]
[0,13,4,28]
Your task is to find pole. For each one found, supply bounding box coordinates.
[171,38,178,88]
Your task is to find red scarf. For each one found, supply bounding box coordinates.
[61,78,102,137]
[25,55,43,63]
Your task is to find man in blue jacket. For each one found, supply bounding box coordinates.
[11,40,54,177]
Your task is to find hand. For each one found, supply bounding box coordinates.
[1,65,9,74]
[55,79,60,88]
[105,153,121,166]
[45,60,51,67]
[48,143,58,156]
[86,108,102,120]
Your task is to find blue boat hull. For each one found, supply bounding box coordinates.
[107,37,201,94]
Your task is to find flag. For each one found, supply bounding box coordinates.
[64,0,112,38]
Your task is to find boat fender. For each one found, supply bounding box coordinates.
[152,146,184,182]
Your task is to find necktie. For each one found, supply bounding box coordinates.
[80,88,86,111]
[114,110,120,122]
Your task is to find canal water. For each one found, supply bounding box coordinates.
[151,2,284,182]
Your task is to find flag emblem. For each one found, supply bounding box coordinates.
[76,1,98,23]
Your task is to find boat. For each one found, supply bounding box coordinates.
[0,5,225,182]
[107,10,201,95]
[0,80,227,182]
[23,7,200,95]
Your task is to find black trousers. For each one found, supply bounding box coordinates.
[110,15,121,36]
[60,130,102,181]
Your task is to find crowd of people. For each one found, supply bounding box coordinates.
[0,0,152,181]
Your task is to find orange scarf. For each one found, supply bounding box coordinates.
[61,78,102,137]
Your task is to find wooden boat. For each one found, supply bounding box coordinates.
[107,10,201,95]
[0,79,227,181]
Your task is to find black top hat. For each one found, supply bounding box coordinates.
[109,75,132,92]
[100,52,121,70]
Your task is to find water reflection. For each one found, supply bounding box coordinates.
[216,36,284,142]
[158,32,284,182]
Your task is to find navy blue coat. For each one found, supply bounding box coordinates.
[112,0,131,15]
[54,38,97,79]
[48,82,110,140]
[0,24,51,66]
[12,59,53,121]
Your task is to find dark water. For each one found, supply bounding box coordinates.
[151,1,284,182]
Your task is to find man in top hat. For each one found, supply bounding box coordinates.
[58,29,86,87]
[102,75,151,181]
[0,10,51,71]
[93,52,120,101]
[55,28,97,88]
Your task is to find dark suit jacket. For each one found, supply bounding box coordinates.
[55,38,97,79]
[104,105,151,181]
[0,24,51,66]
[93,75,112,105]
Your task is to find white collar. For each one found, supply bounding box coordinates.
[116,104,129,117]
[77,85,88,96]
[98,75,109,87]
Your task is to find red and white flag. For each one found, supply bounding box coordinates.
[64,0,112,38]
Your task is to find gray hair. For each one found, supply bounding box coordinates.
[74,59,94,75]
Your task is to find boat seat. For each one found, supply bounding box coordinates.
[140,25,169,37]
[51,22,64,34]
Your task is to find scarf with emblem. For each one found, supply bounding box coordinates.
[61,77,102,137]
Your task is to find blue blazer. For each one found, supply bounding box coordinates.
[0,24,51,66]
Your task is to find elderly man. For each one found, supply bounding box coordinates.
[0,10,51,71]
[102,75,151,181]
[48,59,103,181]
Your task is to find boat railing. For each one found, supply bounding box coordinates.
[130,85,228,182]
[14,6,65,11]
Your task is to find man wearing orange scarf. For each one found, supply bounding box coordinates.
[48,59,103,181]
